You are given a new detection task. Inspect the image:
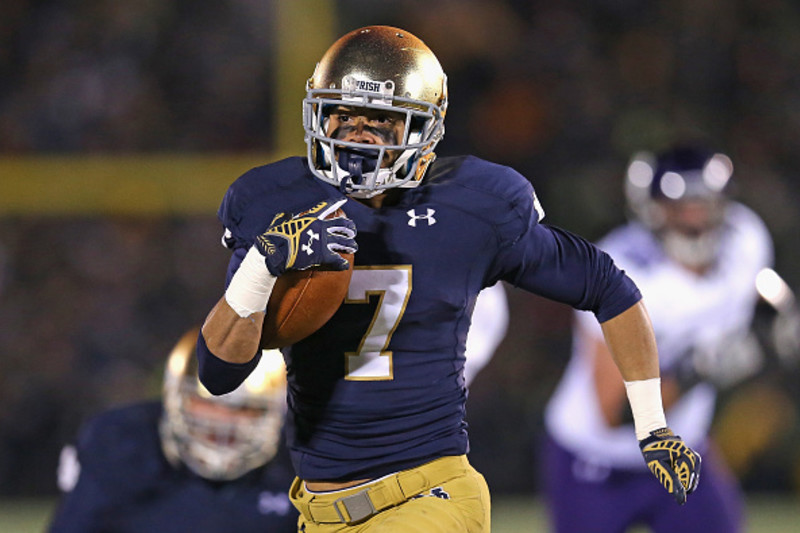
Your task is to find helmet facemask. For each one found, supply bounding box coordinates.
[161,377,285,481]
[304,82,445,198]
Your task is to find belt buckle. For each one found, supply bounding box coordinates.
[334,490,376,524]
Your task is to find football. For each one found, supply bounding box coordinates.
[260,209,354,349]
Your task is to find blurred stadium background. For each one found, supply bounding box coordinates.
[2,0,800,530]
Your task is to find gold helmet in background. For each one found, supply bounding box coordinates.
[160,328,287,481]
[303,25,448,198]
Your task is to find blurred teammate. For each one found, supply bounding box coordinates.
[48,328,298,533]
[198,26,699,532]
[464,282,509,386]
[543,145,774,532]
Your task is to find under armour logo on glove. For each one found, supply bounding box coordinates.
[255,198,358,276]
[301,229,320,255]
[639,427,702,505]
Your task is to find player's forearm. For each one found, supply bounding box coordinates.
[202,242,280,364]
[589,334,629,427]
[201,297,264,364]
[599,300,660,381]
[600,300,667,439]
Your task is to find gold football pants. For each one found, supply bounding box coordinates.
[289,455,491,532]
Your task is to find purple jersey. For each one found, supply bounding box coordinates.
[48,402,298,533]
[202,155,641,481]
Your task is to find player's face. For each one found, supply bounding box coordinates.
[657,198,724,272]
[326,105,406,167]
[659,198,722,237]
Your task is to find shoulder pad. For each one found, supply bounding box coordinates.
[73,402,167,492]
[426,156,544,247]
[218,157,344,248]
[218,157,305,248]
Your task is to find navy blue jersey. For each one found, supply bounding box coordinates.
[48,402,298,533]
[203,155,640,481]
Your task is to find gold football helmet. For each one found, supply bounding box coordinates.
[303,26,448,198]
[159,328,287,480]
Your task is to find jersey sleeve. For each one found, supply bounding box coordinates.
[495,223,642,323]
[451,156,638,322]
[197,328,262,395]
[216,167,269,251]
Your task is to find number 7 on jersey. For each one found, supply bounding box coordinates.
[344,266,412,380]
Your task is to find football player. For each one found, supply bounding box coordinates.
[543,145,775,532]
[198,26,700,532]
[48,328,298,533]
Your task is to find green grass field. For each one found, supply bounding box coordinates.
[491,495,800,532]
[3,495,798,532]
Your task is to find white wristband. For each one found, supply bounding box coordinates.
[224,246,277,318]
[624,378,667,440]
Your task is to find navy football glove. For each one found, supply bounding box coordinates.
[256,198,357,276]
[639,427,702,505]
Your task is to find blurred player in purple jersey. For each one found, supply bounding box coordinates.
[48,328,298,533]
[197,26,700,532]
[543,145,787,532]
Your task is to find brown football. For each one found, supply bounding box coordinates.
[260,208,354,349]
[260,253,353,349]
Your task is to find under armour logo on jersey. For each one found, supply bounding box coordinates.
[407,208,436,227]
[301,229,320,255]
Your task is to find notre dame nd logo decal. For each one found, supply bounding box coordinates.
[411,486,451,500]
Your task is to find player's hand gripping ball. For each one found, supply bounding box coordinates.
[256,198,357,275]
[256,198,357,348]
[639,427,702,505]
